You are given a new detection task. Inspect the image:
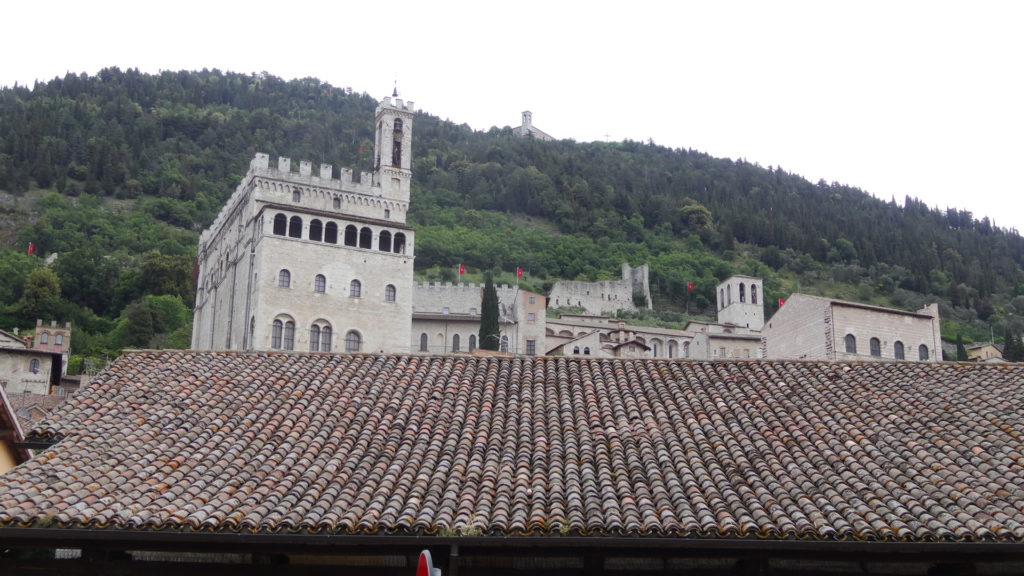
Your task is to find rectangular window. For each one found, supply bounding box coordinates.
[527,312,536,324]
[528,296,536,304]
[526,339,536,356]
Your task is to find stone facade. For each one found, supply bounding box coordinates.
[761,294,942,362]
[192,96,416,354]
[548,263,652,315]
[411,283,545,355]
[716,275,765,330]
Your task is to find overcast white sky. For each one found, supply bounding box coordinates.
[3,1,1022,231]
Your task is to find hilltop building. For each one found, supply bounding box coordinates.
[192,95,416,354]
[0,321,70,395]
[511,110,554,141]
[546,315,692,359]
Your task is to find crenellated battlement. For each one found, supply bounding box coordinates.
[376,97,415,114]
[248,153,377,193]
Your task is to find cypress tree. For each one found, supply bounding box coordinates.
[955,333,968,361]
[479,274,500,351]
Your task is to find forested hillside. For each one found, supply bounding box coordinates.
[1,68,1022,369]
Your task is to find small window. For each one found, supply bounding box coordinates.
[309,219,323,242]
[469,308,477,315]
[573,346,580,354]
[420,333,429,352]
[683,342,690,358]
[668,341,677,358]
[394,118,403,132]
[314,274,326,293]
[309,325,321,352]
[333,198,341,209]
[350,279,361,298]
[739,283,746,303]
[527,312,536,324]
[29,358,40,373]
[288,216,302,238]
[292,189,301,202]
[359,227,372,249]
[528,296,536,304]
[385,284,396,302]
[452,334,460,352]
[272,320,283,349]
[894,340,905,360]
[845,334,857,354]
[379,230,392,252]
[526,339,536,356]
[469,334,477,352]
[442,307,450,315]
[273,213,287,235]
[500,336,509,353]
[870,337,881,357]
[751,285,758,305]
[345,330,361,353]
[919,345,930,361]
[321,326,332,351]
[283,321,295,350]
[344,225,358,246]
[325,222,338,244]
[653,343,659,357]
[278,269,291,288]
[55,334,63,346]
[583,346,591,355]
[40,332,49,345]
[727,285,732,305]
[393,232,406,254]
[384,209,391,219]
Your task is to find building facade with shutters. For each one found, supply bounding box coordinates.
[191,95,416,354]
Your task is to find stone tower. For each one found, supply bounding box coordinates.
[716,275,764,330]
[191,94,416,354]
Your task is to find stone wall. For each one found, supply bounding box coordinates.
[548,263,652,315]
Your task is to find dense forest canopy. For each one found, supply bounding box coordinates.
[0,68,1021,369]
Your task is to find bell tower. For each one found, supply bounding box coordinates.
[373,89,414,203]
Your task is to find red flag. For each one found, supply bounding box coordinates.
[27,242,35,255]
[687,282,694,291]
[779,298,785,307]
[458,264,465,275]
[516,267,523,278]
[359,147,364,153]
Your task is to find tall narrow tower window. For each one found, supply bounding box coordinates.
[739,283,746,303]
[751,285,758,304]
[393,141,402,166]
[273,214,287,235]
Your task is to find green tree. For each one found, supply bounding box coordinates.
[19,267,61,320]
[955,333,968,361]
[479,274,500,351]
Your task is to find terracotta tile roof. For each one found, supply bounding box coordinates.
[8,392,66,430]
[2,350,1024,542]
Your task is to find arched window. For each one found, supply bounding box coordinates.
[55,334,63,346]
[683,342,691,358]
[359,227,372,249]
[583,347,591,355]
[845,334,857,354]
[278,269,291,288]
[283,320,295,350]
[273,213,287,235]
[325,222,338,244]
[719,288,724,310]
[727,285,732,305]
[394,118,403,132]
[314,274,326,293]
[309,325,320,352]
[385,284,396,302]
[344,225,358,246]
[349,279,361,298]
[309,219,323,241]
[40,332,49,345]
[321,326,332,351]
[469,334,477,352]
[573,346,580,355]
[894,341,905,360]
[751,285,758,304]
[393,232,406,254]
[345,331,361,353]
[292,189,301,202]
[870,337,881,357]
[333,198,341,209]
[29,358,40,373]
[500,336,509,352]
[919,345,930,361]
[288,216,302,238]
[452,334,460,352]
[652,343,659,357]
[668,341,677,358]
[272,319,283,349]
[378,230,392,252]
[419,333,429,352]
[739,283,746,303]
